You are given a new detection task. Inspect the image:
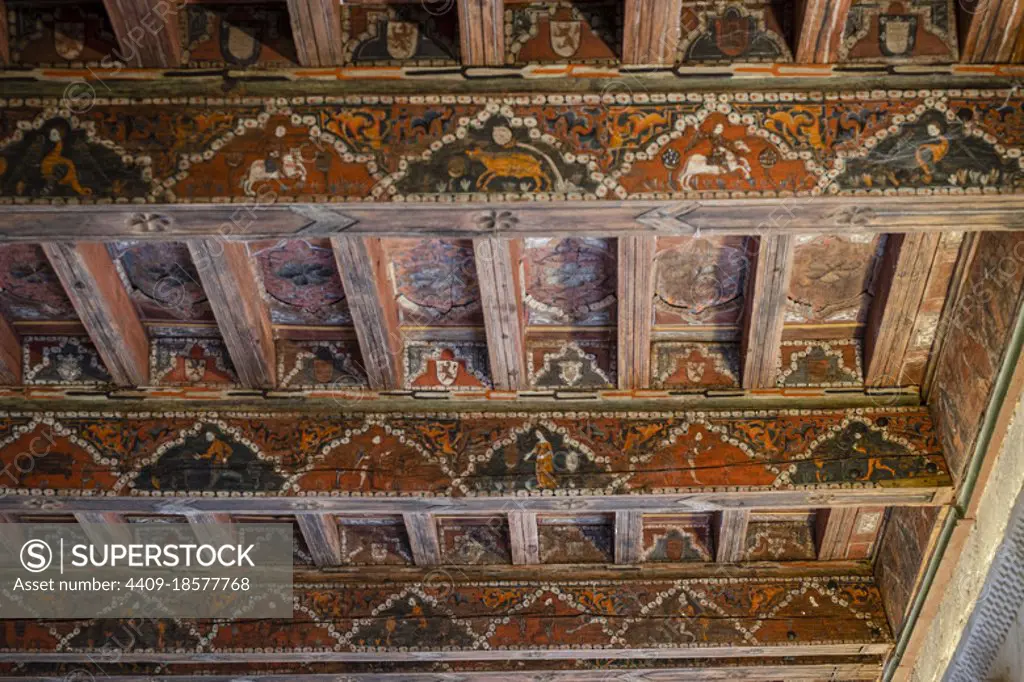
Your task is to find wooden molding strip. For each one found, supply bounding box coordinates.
[296,513,344,567]
[458,0,504,66]
[0,663,886,681]
[0,488,950,515]
[286,0,345,66]
[617,236,657,390]
[404,512,442,566]
[474,237,527,391]
[42,242,149,386]
[622,0,684,65]
[7,197,1024,241]
[187,240,277,388]
[794,0,853,63]
[614,510,644,564]
[716,509,750,562]
[332,236,404,390]
[101,0,182,68]
[508,510,540,565]
[961,0,1024,63]
[0,0,9,66]
[864,233,942,387]
[741,235,794,389]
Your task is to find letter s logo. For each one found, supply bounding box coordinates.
[20,539,52,573]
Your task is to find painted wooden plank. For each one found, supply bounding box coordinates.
[741,235,793,389]
[864,233,942,387]
[458,0,504,66]
[622,0,684,65]
[961,0,1024,63]
[404,512,442,566]
[0,576,892,659]
[716,509,750,562]
[617,236,656,390]
[0,314,20,385]
[0,0,9,66]
[296,512,344,567]
[101,0,182,67]
[187,240,277,388]
[474,237,526,390]
[614,510,644,564]
[42,241,149,386]
[817,507,885,561]
[794,0,853,63]
[286,0,345,66]
[508,510,540,565]
[332,236,403,390]
[7,198,1024,243]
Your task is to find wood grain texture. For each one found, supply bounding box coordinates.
[458,0,504,66]
[874,505,947,635]
[0,314,20,385]
[864,232,942,387]
[817,507,885,561]
[929,232,1024,481]
[622,0,684,65]
[508,510,540,565]
[741,235,793,389]
[286,0,345,66]
[101,0,182,67]
[186,512,236,546]
[617,236,656,390]
[404,512,442,566]
[716,509,750,562]
[332,236,403,390]
[474,237,526,390]
[794,0,853,63]
[73,511,134,545]
[614,510,644,564]
[187,240,276,388]
[7,198,1024,242]
[41,241,149,386]
[961,0,1024,63]
[0,0,9,66]
[296,512,344,566]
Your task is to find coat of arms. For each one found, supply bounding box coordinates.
[386,21,419,60]
[549,20,582,58]
[435,358,460,386]
[878,14,916,57]
[54,16,85,60]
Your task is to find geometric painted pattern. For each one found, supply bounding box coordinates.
[0,407,949,498]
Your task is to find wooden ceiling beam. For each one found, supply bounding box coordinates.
[9,197,1024,242]
[715,509,750,562]
[740,235,794,389]
[617,236,656,390]
[332,236,404,390]
[296,512,344,567]
[622,0,684,65]
[186,512,237,546]
[101,0,182,68]
[864,233,942,387]
[794,0,853,63]
[817,507,885,561]
[404,512,442,566]
[42,242,149,386]
[73,511,134,545]
[961,0,1024,63]
[614,510,644,564]
[187,240,277,389]
[508,510,540,565]
[0,0,9,66]
[286,0,345,66]
[0,314,20,385]
[474,237,527,391]
[458,0,504,66]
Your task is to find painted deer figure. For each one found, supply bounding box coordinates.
[465,148,552,191]
[675,150,752,190]
[241,148,308,195]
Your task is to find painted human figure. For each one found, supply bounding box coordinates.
[915,122,949,183]
[524,432,557,489]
